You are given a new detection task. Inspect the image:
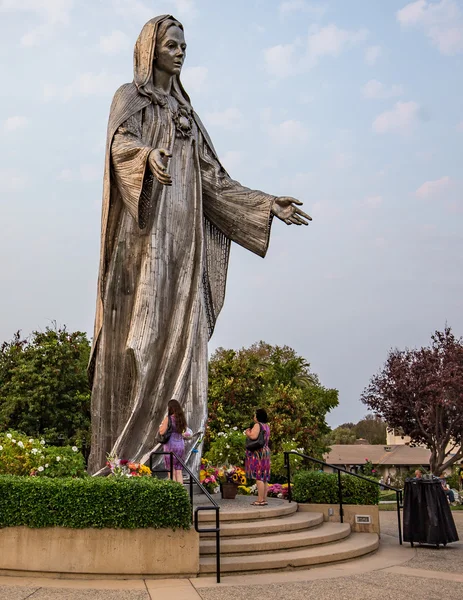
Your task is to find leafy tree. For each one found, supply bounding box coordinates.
[0,326,91,456]
[355,415,387,444]
[207,342,338,458]
[361,327,463,476]
[326,426,357,445]
[338,422,355,430]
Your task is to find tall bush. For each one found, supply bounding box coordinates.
[292,470,380,505]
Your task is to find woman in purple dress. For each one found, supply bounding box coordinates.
[245,408,271,506]
[159,399,187,483]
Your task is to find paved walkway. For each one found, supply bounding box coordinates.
[0,512,461,600]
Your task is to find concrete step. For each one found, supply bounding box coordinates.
[197,501,297,523]
[199,532,379,574]
[200,522,351,555]
[200,512,323,538]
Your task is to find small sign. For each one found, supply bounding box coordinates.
[355,515,372,524]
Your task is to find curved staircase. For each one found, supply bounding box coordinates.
[197,498,379,575]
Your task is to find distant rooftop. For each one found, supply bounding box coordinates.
[324,444,431,466]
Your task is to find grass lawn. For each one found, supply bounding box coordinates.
[379,503,463,511]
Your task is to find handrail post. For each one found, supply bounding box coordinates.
[397,489,403,545]
[216,508,221,584]
[153,451,221,584]
[337,469,344,523]
[284,452,292,503]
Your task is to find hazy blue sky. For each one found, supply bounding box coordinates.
[1,0,462,426]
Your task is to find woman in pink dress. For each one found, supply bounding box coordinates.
[245,408,271,506]
[159,399,187,483]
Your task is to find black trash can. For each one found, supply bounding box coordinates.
[403,478,459,547]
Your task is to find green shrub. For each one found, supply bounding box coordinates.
[292,470,380,505]
[0,476,192,529]
[203,429,246,466]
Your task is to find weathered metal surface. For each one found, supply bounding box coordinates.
[88,15,311,475]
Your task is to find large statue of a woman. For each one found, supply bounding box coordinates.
[88,15,311,475]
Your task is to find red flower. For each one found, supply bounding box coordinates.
[120,459,129,465]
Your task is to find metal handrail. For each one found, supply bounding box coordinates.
[183,430,204,468]
[150,450,221,583]
[284,450,403,545]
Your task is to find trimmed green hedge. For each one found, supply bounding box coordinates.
[0,476,192,529]
[292,470,380,505]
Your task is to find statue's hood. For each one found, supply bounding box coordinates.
[133,14,191,108]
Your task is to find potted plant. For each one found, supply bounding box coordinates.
[218,465,247,499]
[199,459,220,494]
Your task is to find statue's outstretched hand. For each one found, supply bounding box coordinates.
[149,148,172,186]
[271,196,312,225]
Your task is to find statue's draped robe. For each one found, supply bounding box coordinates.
[88,88,274,474]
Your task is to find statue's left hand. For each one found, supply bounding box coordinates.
[271,197,312,226]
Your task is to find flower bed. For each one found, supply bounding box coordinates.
[0,475,192,529]
[292,470,380,505]
[0,430,86,478]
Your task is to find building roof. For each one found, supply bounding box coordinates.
[324,444,431,466]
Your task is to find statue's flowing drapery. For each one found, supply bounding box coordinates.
[88,15,275,474]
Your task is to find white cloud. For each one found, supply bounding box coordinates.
[44,71,121,101]
[415,176,452,198]
[112,0,197,22]
[0,0,73,47]
[374,236,386,248]
[264,24,368,77]
[181,66,208,95]
[362,79,403,99]
[457,121,463,132]
[99,30,130,55]
[219,151,243,172]
[206,108,243,130]
[279,1,327,18]
[365,45,381,65]
[0,169,27,191]
[173,0,197,17]
[372,101,420,134]
[111,0,152,23]
[307,24,368,64]
[268,120,309,145]
[4,116,28,132]
[397,0,463,55]
[264,43,297,77]
[365,195,383,207]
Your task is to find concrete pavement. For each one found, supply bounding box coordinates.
[0,512,461,600]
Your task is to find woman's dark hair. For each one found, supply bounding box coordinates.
[255,408,268,423]
[168,399,186,433]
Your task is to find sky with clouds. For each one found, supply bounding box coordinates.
[1,0,462,426]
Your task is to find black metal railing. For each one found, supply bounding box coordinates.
[284,451,403,545]
[150,451,221,583]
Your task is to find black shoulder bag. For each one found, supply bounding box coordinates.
[245,422,266,452]
[157,416,173,444]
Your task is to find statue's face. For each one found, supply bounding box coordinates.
[155,25,186,76]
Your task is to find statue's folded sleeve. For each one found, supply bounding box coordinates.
[198,130,274,259]
[111,113,153,227]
